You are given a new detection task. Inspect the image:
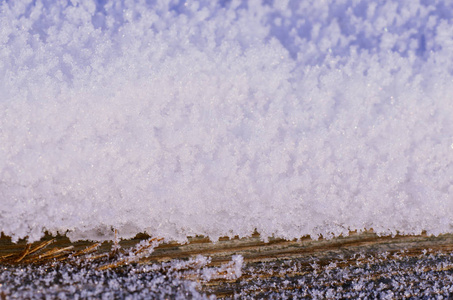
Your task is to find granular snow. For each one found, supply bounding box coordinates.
[0,0,452,243]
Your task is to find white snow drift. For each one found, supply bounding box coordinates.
[0,0,452,242]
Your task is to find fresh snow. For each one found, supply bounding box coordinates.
[0,0,452,243]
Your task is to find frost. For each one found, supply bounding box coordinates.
[0,0,452,243]
[202,255,243,281]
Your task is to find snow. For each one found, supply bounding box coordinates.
[0,258,214,299]
[0,252,243,299]
[3,249,453,299]
[0,0,452,243]
[226,250,453,299]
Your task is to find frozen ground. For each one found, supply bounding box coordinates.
[2,249,453,299]
[218,250,453,299]
[0,0,452,243]
[0,259,211,299]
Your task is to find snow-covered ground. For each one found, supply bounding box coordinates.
[1,0,452,243]
[2,248,453,299]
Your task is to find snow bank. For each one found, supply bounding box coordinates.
[0,0,452,242]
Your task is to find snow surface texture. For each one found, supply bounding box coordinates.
[0,0,452,243]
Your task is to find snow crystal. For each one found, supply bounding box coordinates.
[0,0,452,242]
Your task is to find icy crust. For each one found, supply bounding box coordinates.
[0,0,452,242]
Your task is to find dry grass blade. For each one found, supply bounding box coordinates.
[37,246,74,260]
[133,237,164,255]
[15,244,31,263]
[1,235,165,270]
[85,253,109,261]
[96,237,164,271]
[1,239,57,264]
[28,239,56,256]
[72,243,101,257]
[45,252,73,261]
[96,259,130,271]
[97,251,146,271]
[0,253,16,261]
